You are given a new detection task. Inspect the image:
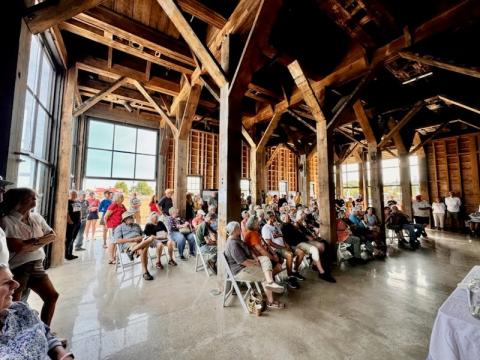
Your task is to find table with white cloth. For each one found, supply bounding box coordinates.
[428,265,480,360]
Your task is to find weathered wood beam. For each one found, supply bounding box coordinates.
[335,128,367,148]
[399,51,480,80]
[73,76,127,117]
[409,120,451,154]
[85,102,163,128]
[24,0,106,34]
[156,0,227,87]
[242,126,256,148]
[130,79,178,135]
[287,109,316,133]
[77,6,194,66]
[177,0,227,29]
[439,95,480,116]
[378,100,424,148]
[340,143,359,163]
[50,25,68,69]
[353,100,376,144]
[60,19,194,74]
[178,83,202,138]
[257,112,282,150]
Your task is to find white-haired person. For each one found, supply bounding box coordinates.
[224,221,285,309]
[165,207,196,260]
[104,192,127,264]
[113,211,155,280]
[0,263,74,359]
[158,189,174,216]
[143,212,177,268]
[191,209,206,230]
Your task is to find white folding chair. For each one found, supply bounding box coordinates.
[222,253,262,314]
[193,235,213,277]
[115,243,154,276]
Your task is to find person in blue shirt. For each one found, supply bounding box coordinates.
[348,208,366,229]
[99,191,113,248]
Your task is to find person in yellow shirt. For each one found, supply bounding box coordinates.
[294,192,301,206]
[265,193,272,205]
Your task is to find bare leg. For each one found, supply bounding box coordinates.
[140,248,148,273]
[156,243,164,263]
[102,225,108,246]
[263,270,274,283]
[167,240,174,260]
[284,251,294,276]
[84,220,92,240]
[293,249,304,272]
[29,276,59,326]
[91,220,97,239]
[261,285,274,303]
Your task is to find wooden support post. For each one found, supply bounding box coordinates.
[74,115,86,189]
[412,132,429,200]
[52,67,77,267]
[335,163,342,199]
[173,136,188,216]
[358,159,365,202]
[298,154,309,205]
[250,149,265,205]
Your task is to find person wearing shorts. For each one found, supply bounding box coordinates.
[85,192,99,241]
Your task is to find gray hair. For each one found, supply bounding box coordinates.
[113,192,124,202]
[169,207,178,215]
[226,221,240,236]
[205,212,217,222]
[246,216,258,231]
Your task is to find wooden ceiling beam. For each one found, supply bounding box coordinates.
[50,26,68,69]
[378,100,424,148]
[242,126,256,148]
[353,100,376,144]
[85,102,163,129]
[77,6,194,66]
[156,0,227,87]
[60,19,194,74]
[399,51,480,79]
[73,76,127,117]
[177,0,227,29]
[439,95,480,116]
[257,112,283,150]
[24,0,106,34]
[178,83,202,138]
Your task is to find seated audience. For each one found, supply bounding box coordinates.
[262,211,304,288]
[191,209,206,230]
[0,263,74,359]
[196,213,218,273]
[240,210,250,239]
[364,207,381,231]
[0,188,58,326]
[207,205,218,231]
[165,207,196,260]
[144,212,176,268]
[349,208,385,256]
[385,206,422,250]
[224,222,285,309]
[337,211,371,264]
[113,211,155,280]
[104,193,127,264]
[244,216,283,278]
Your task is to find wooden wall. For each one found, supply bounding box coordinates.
[308,152,318,194]
[266,146,298,192]
[426,133,480,214]
[165,130,251,191]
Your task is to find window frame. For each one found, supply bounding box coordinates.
[186,175,203,195]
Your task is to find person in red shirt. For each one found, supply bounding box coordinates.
[337,210,368,264]
[149,194,161,213]
[244,216,283,276]
[104,193,126,264]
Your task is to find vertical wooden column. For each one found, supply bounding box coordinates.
[316,121,336,241]
[335,162,342,199]
[250,149,265,205]
[355,100,384,223]
[399,154,412,217]
[412,133,429,200]
[173,136,188,216]
[156,127,170,198]
[298,154,309,205]
[52,67,77,267]
[356,153,365,201]
[73,115,86,189]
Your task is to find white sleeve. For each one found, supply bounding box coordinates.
[261,226,271,240]
[34,214,53,234]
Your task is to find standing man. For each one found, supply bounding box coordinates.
[66,190,81,260]
[74,192,89,251]
[158,189,174,216]
[445,191,462,232]
[129,192,142,224]
[412,194,431,239]
[99,191,112,248]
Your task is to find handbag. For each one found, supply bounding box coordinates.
[246,288,266,316]
[179,226,191,235]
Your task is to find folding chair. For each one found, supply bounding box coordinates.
[193,234,213,277]
[222,253,262,314]
[115,243,154,276]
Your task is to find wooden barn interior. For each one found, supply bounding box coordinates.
[2,0,480,359]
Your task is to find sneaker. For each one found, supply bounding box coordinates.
[287,277,299,289]
[180,255,187,261]
[263,281,285,294]
[319,272,336,283]
[126,250,134,261]
[143,272,153,281]
[291,272,306,281]
[75,247,86,251]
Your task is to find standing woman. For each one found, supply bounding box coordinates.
[84,191,99,241]
[149,194,161,213]
[186,193,195,222]
[104,193,126,264]
[0,188,59,326]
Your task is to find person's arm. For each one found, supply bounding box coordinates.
[104,209,112,222]
[48,346,74,360]
[254,243,279,262]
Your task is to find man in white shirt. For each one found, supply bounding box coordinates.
[261,211,302,288]
[432,197,446,230]
[445,191,462,231]
[412,195,431,238]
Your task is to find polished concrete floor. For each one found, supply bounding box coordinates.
[29,229,480,360]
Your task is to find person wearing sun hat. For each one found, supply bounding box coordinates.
[112,211,155,280]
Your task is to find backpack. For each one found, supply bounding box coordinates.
[246,288,266,316]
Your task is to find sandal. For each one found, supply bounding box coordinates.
[168,259,177,266]
[108,259,116,265]
[267,301,285,309]
[156,262,164,269]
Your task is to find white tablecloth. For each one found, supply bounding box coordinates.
[428,266,480,360]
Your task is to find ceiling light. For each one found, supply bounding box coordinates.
[402,72,433,85]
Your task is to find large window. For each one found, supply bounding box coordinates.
[279,180,288,196]
[187,175,202,195]
[341,163,360,198]
[240,179,250,197]
[382,158,401,204]
[85,119,157,181]
[410,156,420,196]
[309,181,316,199]
[18,35,59,214]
